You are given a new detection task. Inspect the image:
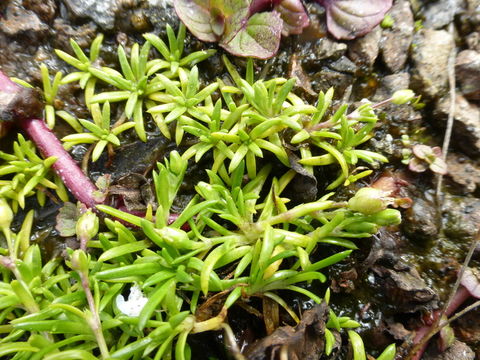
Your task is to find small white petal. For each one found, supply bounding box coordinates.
[116,284,148,317]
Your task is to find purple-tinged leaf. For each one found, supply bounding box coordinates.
[174,0,219,42]
[431,146,443,158]
[408,158,428,173]
[174,0,251,42]
[220,11,283,59]
[412,144,433,160]
[56,202,79,237]
[274,0,310,36]
[429,157,447,175]
[317,0,392,40]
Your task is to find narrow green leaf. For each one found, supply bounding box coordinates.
[98,240,150,262]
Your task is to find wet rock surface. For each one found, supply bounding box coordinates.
[63,0,119,30]
[446,153,480,193]
[403,197,439,242]
[443,196,480,241]
[434,94,480,156]
[372,262,438,313]
[380,0,414,72]
[424,340,475,360]
[422,0,460,29]
[410,29,454,99]
[348,27,381,68]
[455,49,480,100]
[0,0,48,37]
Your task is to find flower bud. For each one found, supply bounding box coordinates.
[169,150,187,175]
[391,89,415,105]
[369,209,401,226]
[348,187,388,215]
[0,198,13,230]
[344,221,378,234]
[76,209,99,243]
[71,249,89,274]
[158,227,196,249]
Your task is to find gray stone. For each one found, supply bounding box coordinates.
[327,56,357,74]
[446,153,480,193]
[423,0,461,29]
[298,38,347,69]
[410,29,454,99]
[466,32,480,52]
[403,198,439,242]
[434,94,480,156]
[372,262,438,313]
[456,50,480,100]
[443,195,480,241]
[311,69,353,96]
[380,0,414,72]
[348,27,381,68]
[144,0,181,35]
[424,340,475,360]
[465,0,480,31]
[0,3,48,37]
[64,0,119,30]
[374,73,410,99]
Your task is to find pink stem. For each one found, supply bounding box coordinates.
[410,286,471,360]
[1,69,99,209]
[19,118,99,209]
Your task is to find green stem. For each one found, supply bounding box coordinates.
[79,273,109,359]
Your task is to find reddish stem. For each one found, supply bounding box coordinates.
[19,118,99,208]
[410,286,471,360]
[0,70,99,209]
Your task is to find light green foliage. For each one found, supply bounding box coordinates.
[40,64,63,129]
[0,26,400,359]
[62,102,135,161]
[55,24,215,143]
[148,66,219,143]
[179,58,387,188]
[0,134,68,211]
[0,155,400,358]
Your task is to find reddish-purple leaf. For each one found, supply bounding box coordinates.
[408,158,428,173]
[317,0,392,40]
[412,144,433,160]
[220,11,283,59]
[174,0,221,42]
[429,157,448,175]
[274,0,310,36]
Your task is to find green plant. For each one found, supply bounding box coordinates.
[0,134,68,210]
[56,24,215,142]
[0,26,406,359]
[62,102,135,162]
[56,34,104,106]
[180,58,389,188]
[144,24,217,77]
[148,66,219,144]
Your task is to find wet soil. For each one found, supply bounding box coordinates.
[1,0,480,358]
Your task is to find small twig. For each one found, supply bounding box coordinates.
[408,230,480,359]
[442,299,480,326]
[435,22,456,204]
[439,231,480,323]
